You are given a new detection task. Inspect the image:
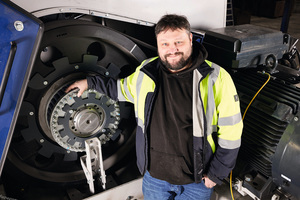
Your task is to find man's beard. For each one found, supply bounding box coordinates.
[161,52,192,71]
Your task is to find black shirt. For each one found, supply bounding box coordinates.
[148,42,208,184]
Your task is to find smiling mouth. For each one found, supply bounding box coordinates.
[165,52,183,61]
[165,52,183,58]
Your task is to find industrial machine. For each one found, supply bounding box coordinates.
[0,0,300,199]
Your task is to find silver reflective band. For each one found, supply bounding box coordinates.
[212,125,217,133]
[137,117,145,132]
[117,80,128,102]
[210,63,220,86]
[219,137,241,149]
[218,113,242,126]
[192,70,205,137]
[205,75,215,136]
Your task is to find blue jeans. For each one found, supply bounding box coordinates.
[142,171,213,200]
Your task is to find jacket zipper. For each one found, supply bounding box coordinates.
[140,67,158,174]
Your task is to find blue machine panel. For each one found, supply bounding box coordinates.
[0,0,43,174]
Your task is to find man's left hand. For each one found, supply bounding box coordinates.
[202,175,216,188]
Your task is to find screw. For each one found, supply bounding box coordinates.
[14,21,24,31]
[105,71,109,76]
[294,117,298,121]
[271,194,280,200]
[43,81,48,85]
[29,112,34,116]
[40,139,45,143]
[244,174,253,182]
[69,110,74,114]
[74,65,79,69]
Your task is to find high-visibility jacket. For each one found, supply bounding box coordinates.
[88,57,243,184]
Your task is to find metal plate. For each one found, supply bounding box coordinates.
[0,0,43,174]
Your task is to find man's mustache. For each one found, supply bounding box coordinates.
[165,52,183,58]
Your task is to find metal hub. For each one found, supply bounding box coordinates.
[50,88,120,152]
[70,104,105,137]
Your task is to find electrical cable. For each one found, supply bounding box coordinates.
[229,71,271,200]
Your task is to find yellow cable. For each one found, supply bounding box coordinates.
[229,72,271,200]
[242,72,271,121]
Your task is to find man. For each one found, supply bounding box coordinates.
[66,14,243,200]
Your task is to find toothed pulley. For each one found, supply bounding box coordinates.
[50,88,120,152]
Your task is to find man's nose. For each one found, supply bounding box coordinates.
[168,43,178,54]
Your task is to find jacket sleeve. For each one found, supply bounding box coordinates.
[87,75,119,101]
[207,67,243,184]
[87,62,144,103]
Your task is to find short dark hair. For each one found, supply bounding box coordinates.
[155,14,191,36]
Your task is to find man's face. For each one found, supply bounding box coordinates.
[157,28,193,72]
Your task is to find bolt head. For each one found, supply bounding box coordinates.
[244,174,253,182]
[14,21,24,31]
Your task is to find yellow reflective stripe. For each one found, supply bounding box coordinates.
[218,121,243,141]
[137,75,155,123]
[207,134,216,153]
[218,113,242,126]
[205,60,212,66]
[117,79,134,103]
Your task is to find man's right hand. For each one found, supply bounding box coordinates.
[65,79,88,97]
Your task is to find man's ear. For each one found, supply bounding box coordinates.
[190,33,193,45]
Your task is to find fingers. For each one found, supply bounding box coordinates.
[65,84,75,93]
[77,87,85,97]
[65,79,88,97]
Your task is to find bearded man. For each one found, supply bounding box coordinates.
[66,14,243,200]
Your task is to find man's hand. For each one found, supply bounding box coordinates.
[65,79,88,97]
[202,175,216,188]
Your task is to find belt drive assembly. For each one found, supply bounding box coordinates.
[50,88,120,193]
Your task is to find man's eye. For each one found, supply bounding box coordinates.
[162,43,168,46]
[176,41,182,44]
